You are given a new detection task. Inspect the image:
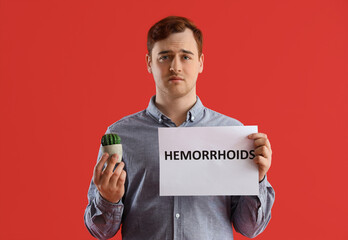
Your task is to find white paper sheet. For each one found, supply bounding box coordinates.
[158,126,259,196]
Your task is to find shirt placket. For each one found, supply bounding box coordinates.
[173,196,182,240]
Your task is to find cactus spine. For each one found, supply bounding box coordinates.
[101,134,121,146]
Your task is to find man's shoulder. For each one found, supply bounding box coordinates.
[107,109,148,131]
[203,107,244,126]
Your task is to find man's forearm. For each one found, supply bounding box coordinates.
[84,181,124,240]
[231,176,275,238]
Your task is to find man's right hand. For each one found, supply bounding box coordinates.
[93,153,127,203]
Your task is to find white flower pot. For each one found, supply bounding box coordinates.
[102,144,123,163]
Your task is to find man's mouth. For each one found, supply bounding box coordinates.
[169,76,184,81]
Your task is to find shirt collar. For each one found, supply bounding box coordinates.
[146,95,205,123]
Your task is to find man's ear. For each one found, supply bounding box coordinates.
[199,53,204,73]
[146,54,152,73]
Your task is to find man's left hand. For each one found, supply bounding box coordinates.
[248,133,272,182]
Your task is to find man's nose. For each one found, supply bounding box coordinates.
[170,56,182,73]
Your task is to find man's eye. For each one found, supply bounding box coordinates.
[159,56,168,61]
[183,55,191,60]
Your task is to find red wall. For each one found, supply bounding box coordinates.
[1,0,347,239]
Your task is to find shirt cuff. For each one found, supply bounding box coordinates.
[259,175,266,183]
[258,175,272,202]
[95,192,124,213]
[259,175,268,188]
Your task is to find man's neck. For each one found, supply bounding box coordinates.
[155,93,197,126]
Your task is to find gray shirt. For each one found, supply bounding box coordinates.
[84,96,275,240]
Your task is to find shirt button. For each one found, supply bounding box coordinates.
[191,116,195,121]
[175,213,180,219]
[159,118,163,123]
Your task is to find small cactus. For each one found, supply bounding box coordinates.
[101,134,121,146]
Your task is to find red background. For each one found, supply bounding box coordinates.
[1,0,347,239]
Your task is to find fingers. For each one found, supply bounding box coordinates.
[253,155,270,181]
[118,170,127,186]
[254,145,272,159]
[109,162,126,186]
[248,133,268,140]
[100,154,119,186]
[248,132,272,154]
[249,132,272,181]
[102,154,119,175]
[254,137,271,149]
[92,153,126,203]
[253,155,269,166]
[93,153,109,185]
[253,155,271,171]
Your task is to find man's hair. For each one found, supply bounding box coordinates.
[147,16,203,57]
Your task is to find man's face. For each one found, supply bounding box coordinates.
[146,28,204,99]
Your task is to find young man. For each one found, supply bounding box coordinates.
[85,16,275,240]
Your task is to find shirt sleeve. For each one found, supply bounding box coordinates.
[84,137,124,240]
[230,175,275,238]
[84,178,124,240]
